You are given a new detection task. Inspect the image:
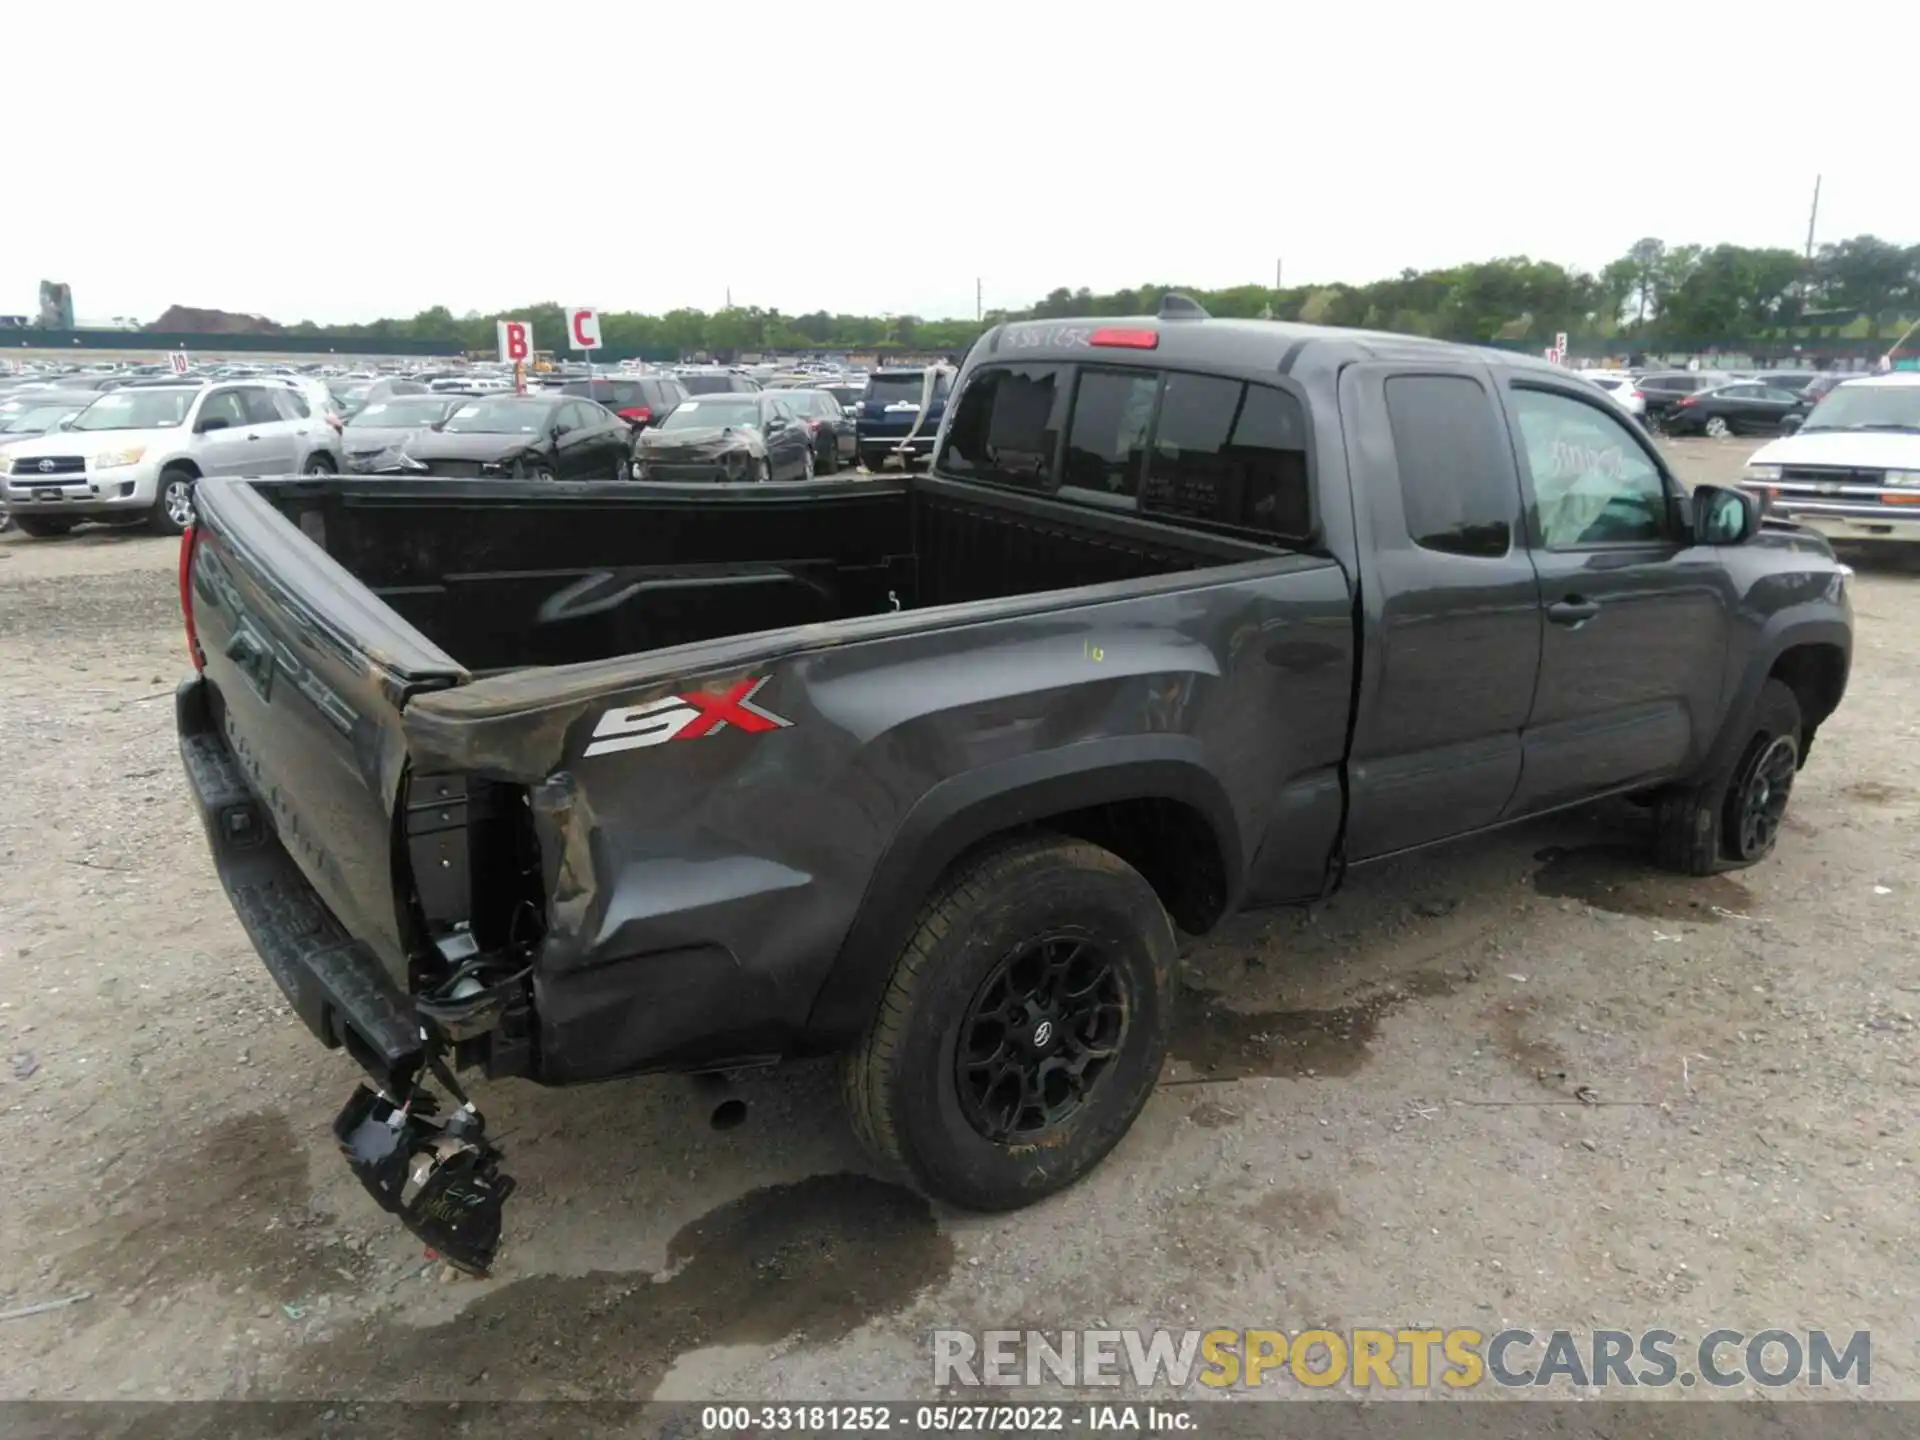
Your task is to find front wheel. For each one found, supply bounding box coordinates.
[841,834,1176,1211]
[302,455,335,476]
[819,442,840,476]
[150,469,196,536]
[1653,679,1802,874]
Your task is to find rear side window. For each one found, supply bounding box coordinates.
[1382,374,1515,558]
[1140,375,1310,538]
[938,363,1067,489]
[243,387,289,425]
[1062,369,1157,496]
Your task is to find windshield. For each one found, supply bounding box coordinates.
[868,373,951,405]
[1802,384,1920,433]
[1,404,83,434]
[440,398,556,434]
[71,389,194,431]
[679,374,740,395]
[661,398,760,431]
[348,397,454,429]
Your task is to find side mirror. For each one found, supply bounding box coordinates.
[1692,483,1762,545]
[1780,413,1805,433]
[549,424,566,443]
[764,416,786,432]
[55,416,76,431]
[196,416,230,434]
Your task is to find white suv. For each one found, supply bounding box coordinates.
[1741,372,1920,547]
[0,382,344,539]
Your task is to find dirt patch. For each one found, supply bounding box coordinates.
[1242,1185,1345,1239]
[1844,780,1911,806]
[57,1112,371,1301]
[1484,995,1568,1080]
[1170,971,1462,1080]
[1186,1099,1241,1128]
[1531,845,1756,920]
[265,1173,952,1399]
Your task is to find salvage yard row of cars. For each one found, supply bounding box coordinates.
[0,357,941,536]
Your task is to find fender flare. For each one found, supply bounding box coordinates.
[1701,614,1850,783]
[802,734,1244,1045]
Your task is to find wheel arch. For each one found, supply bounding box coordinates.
[1706,618,1850,780]
[804,736,1244,1046]
[160,458,203,480]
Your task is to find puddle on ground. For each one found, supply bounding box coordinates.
[62,1111,372,1300]
[1531,845,1756,920]
[1846,780,1911,806]
[268,1172,952,1400]
[1170,972,1460,1081]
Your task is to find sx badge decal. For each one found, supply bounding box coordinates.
[582,676,792,757]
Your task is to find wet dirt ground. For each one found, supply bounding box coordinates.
[1,439,1916,1402]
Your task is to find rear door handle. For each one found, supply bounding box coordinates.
[1548,597,1601,627]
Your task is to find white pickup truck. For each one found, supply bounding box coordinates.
[1742,372,1920,546]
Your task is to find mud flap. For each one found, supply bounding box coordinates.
[333,1081,515,1276]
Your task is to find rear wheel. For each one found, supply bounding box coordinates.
[1704,416,1732,439]
[14,515,75,539]
[841,834,1175,1211]
[149,469,196,536]
[818,439,839,475]
[1653,679,1802,874]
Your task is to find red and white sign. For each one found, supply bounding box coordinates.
[1544,347,1565,366]
[497,319,532,363]
[1554,331,1569,355]
[168,350,190,375]
[566,306,602,352]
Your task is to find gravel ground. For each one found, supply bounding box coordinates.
[1,440,1915,1403]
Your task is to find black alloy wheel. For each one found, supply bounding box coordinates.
[955,935,1129,1143]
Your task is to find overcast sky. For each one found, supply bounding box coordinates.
[10,1,1919,326]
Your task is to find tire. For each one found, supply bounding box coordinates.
[801,446,815,480]
[149,469,196,536]
[1653,679,1802,875]
[302,454,335,475]
[863,450,888,474]
[14,515,75,539]
[1704,416,1732,439]
[0,509,12,535]
[841,834,1176,1211]
[533,467,555,482]
[819,440,839,476]
[615,457,633,482]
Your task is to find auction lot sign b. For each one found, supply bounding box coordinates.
[497,319,532,364]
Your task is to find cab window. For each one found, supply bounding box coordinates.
[1510,387,1670,547]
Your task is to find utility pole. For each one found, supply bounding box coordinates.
[1275,258,1283,290]
[1804,175,1821,262]
[976,277,982,323]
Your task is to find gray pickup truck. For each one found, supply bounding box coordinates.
[175,302,1853,1272]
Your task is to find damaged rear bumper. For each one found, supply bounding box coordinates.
[176,676,423,1092]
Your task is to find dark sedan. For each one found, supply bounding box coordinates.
[781,388,857,472]
[1663,382,1812,438]
[558,375,689,428]
[340,394,469,472]
[633,392,815,482]
[374,394,634,479]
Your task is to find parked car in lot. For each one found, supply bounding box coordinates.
[780,387,856,472]
[557,375,689,429]
[859,366,951,470]
[1755,371,1823,396]
[0,382,343,538]
[340,395,468,472]
[676,368,761,396]
[1660,382,1812,438]
[1577,371,1646,418]
[633,391,815,481]
[0,391,96,533]
[1742,371,1920,547]
[1635,370,1735,429]
[175,300,1851,1271]
[328,376,431,418]
[820,380,866,417]
[371,393,634,480]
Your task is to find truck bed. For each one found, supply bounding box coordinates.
[251,474,1275,673]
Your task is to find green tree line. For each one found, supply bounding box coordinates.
[265,234,1920,356]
